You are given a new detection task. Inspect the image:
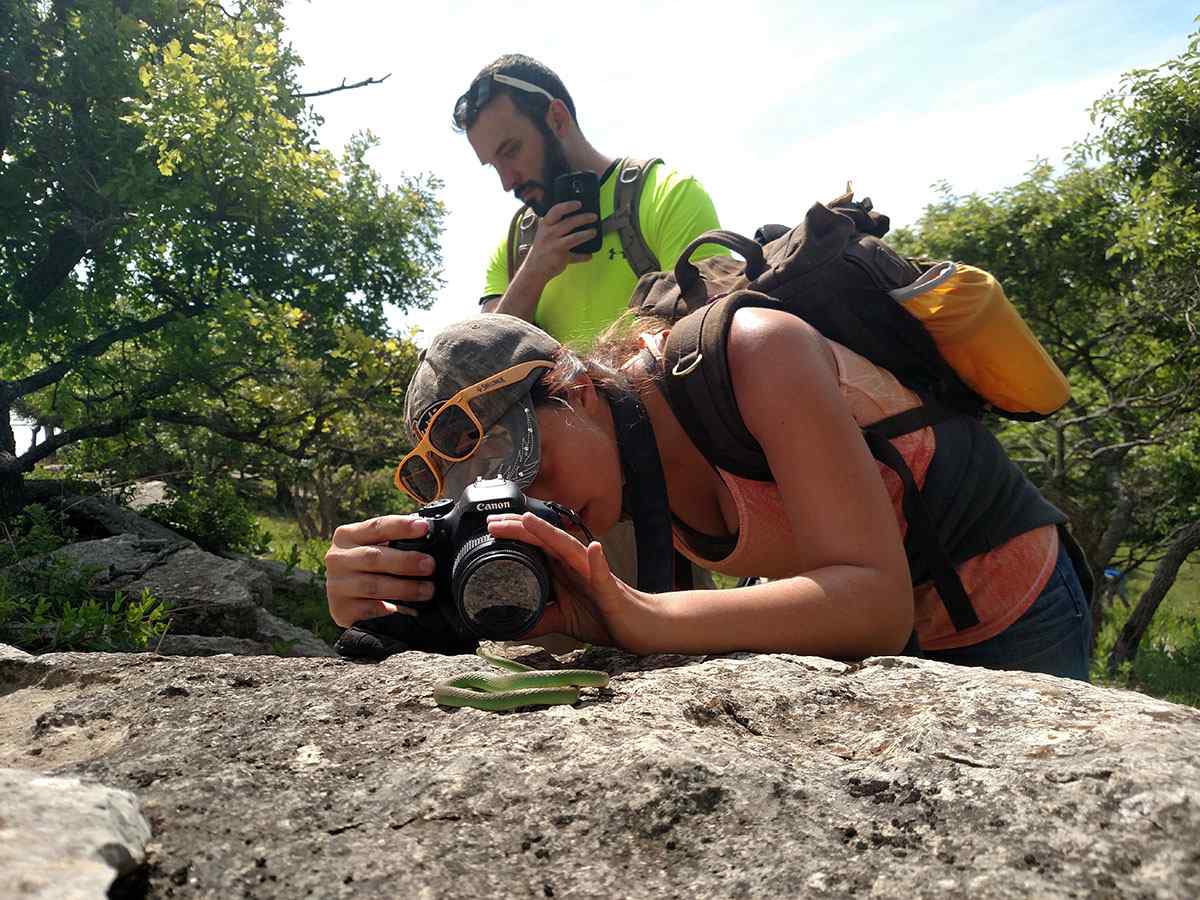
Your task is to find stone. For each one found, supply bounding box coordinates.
[0,646,1197,898]
[7,535,334,656]
[0,766,151,899]
[251,607,337,658]
[154,635,274,657]
[126,480,167,511]
[23,483,195,546]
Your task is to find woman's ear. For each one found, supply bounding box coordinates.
[572,370,604,416]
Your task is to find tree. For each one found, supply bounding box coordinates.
[1,0,442,518]
[891,27,1200,659]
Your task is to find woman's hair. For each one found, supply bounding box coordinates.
[528,309,672,407]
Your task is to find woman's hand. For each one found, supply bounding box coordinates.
[486,512,662,653]
[324,515,437,628]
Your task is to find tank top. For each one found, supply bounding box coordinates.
[668,337,1059,651]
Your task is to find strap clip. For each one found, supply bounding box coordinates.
[671,352,704,377]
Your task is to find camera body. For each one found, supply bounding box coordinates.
[389,477,560,645]
[552,170,603,254]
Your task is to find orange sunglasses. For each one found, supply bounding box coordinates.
[394,359,554,504]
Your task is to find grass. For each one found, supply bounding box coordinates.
[1092,556,1200,708]
[254,515,341,644]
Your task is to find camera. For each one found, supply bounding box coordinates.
[388,477,561,644]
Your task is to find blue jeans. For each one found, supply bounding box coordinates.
[917,541,1093,681]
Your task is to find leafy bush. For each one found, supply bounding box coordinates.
[142,475,272,555]
[0,503,74,566]
[0,505,168,653]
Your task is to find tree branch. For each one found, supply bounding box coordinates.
[0,294,211,407]
[296,73,391,99]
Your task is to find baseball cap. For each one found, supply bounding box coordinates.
[402,315,562,502]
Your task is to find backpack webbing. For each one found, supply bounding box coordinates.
[660,291,981,631]
[505,157,663,281]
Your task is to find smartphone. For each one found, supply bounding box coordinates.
[552,171,603,254]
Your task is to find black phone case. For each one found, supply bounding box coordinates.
[552,171,603,254]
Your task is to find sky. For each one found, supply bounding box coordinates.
[10,1,1196,454]
[280,0,1196,343]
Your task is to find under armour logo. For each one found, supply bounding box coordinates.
[608,248,626,261]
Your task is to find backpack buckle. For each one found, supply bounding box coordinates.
[671,352,704,377]
[620,163,641,184]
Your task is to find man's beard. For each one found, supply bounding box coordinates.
[516,126,572,217]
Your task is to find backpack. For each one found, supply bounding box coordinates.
[628,191,1072,631]
[506,157,663,281]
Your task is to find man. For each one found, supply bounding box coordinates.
[452,54,726,347]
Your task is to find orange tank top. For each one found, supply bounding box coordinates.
[670,337,1058,651]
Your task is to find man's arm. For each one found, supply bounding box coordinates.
[480,201,598,323]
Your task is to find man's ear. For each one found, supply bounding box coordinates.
[546,98,572,138]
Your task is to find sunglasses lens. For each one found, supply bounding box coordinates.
[428,404,480,459]
[398,456,440,503]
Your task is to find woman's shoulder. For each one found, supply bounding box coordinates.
[725,306,839,395]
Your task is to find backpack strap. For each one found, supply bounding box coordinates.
[505,158,663,280]
[661,292,981,630]
[605,157,663,277]
[506,205,540,281]
[661,292,777,481]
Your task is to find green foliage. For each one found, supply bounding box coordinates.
[0,504,167,652]
[1,0,442,517]
[258,514,327,576]
[893,28,1200,688]
[0,503,76,566]
[254,513,338,642]
[1093,559,1200,708]
[890,28,1200,579]
[141,475,271,555]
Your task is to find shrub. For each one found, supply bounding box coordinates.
[142,475,271,555]
[0,505,168,653]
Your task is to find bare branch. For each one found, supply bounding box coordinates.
[296,73,392,99]
[0,295,211,407]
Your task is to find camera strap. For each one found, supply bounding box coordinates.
[602,386,676,593]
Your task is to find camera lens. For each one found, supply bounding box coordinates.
[451,534,550,638]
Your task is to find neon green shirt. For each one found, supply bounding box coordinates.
[482,161,726,347]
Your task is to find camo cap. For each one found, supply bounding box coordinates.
[403,314,561,500]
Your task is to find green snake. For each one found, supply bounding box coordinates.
[433,647,610,711]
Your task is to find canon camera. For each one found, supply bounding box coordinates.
[389,477,560,644]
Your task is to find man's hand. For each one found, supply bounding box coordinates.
[485,200,598,322]
[520,199,600,283]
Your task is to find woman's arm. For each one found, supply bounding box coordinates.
[646,306,914,657]
[488,307,914,658]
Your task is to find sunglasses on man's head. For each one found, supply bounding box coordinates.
[455,73,556,125]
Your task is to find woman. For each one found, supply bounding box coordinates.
[325,309,1092,679]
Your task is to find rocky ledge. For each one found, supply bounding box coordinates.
[1,645,1198,899]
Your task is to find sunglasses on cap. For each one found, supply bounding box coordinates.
[454,73,556,125]
[395,359,554,504]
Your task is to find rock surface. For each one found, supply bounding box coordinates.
[0,766,151,899]
[1,645,1198,899]
[8,534,334,658]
